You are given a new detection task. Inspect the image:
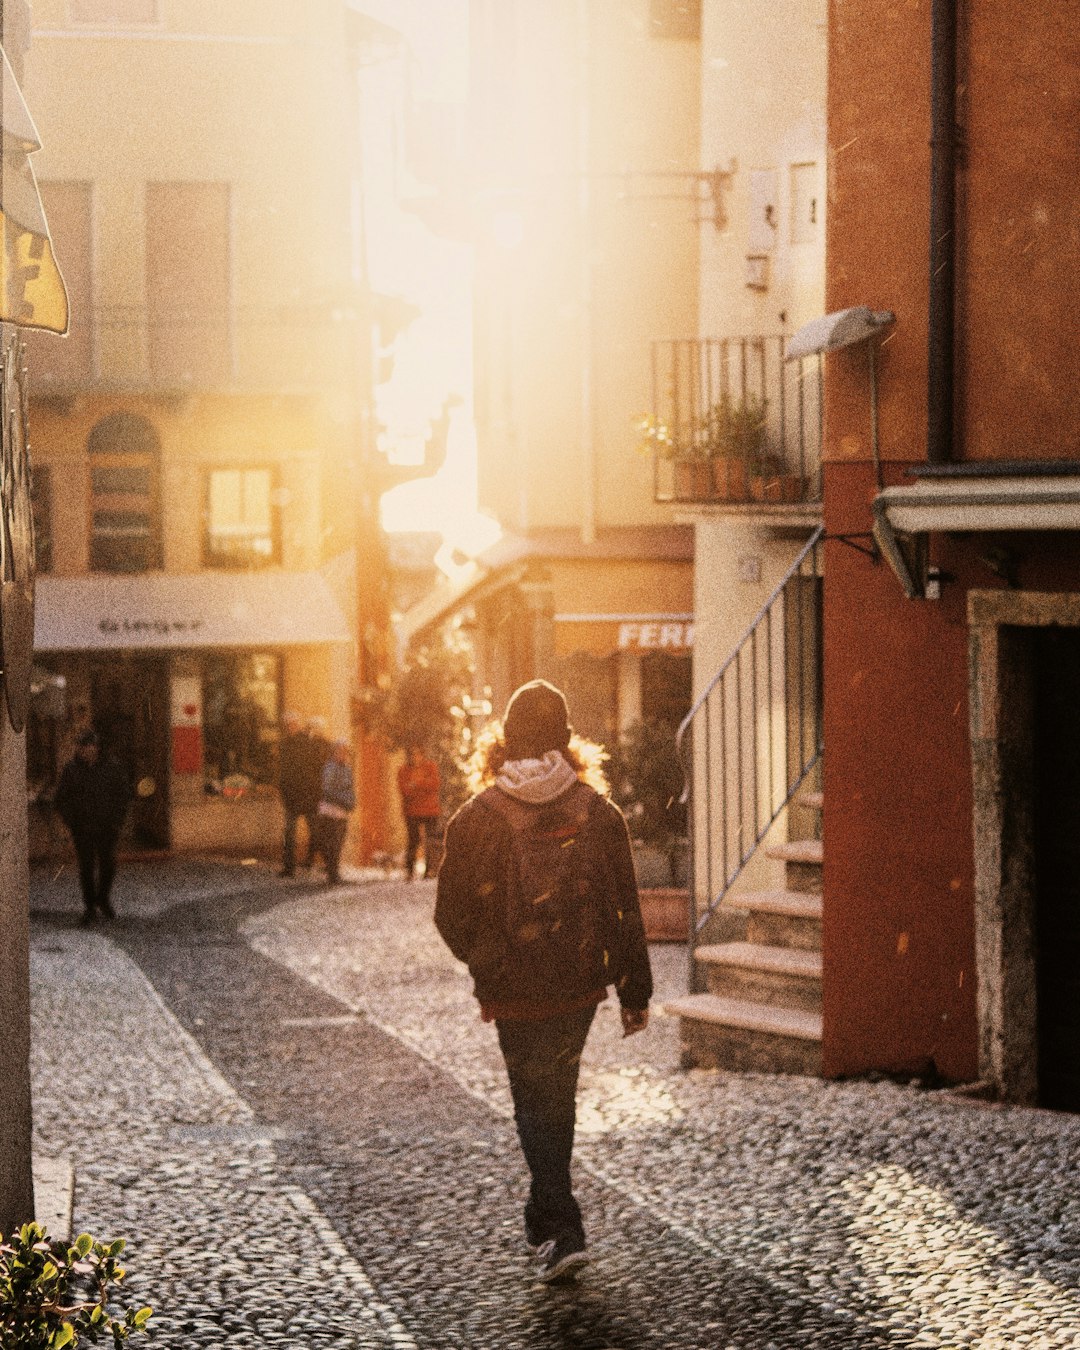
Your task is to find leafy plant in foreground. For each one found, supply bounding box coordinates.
[0,1223,152,1349]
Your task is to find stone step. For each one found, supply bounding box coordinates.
[765,837,823,893]
[664,993,822,1076]
[743,889,822,951]
[696,941,822,1014]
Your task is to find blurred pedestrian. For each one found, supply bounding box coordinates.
[435,680,652,1284]
[298,716,331,867]
[397,744,441,879]
[277,711,307,876]
[315,739,356,885]
[54,729,132,922]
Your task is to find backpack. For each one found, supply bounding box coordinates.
[477,780,609,993]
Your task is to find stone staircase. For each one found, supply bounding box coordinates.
[664,793,823,1075]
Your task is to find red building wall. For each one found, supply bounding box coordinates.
[822,0,1079,1079]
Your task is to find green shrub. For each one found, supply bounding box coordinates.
[0,1223,152,1349]
[607,719,688,849]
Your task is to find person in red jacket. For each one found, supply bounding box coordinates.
[397,745,441,879]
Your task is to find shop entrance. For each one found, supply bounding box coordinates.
[1032,626,1080,1111]
[90,654,170,851]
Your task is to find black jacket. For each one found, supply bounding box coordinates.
[435,780,653,1011]
[54,753,131,840]
[278,731,308,813]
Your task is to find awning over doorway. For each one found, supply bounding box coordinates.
[34,571,351,652]
[873,462,1080,598]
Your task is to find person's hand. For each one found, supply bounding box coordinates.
[621,1006,649,1038]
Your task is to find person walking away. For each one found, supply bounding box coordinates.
[315,739,356,885]
[54,730,132,922]
[397,745,441,879]
[277,711,307,876]
[435,680,652,1284]
[298,716,331,867]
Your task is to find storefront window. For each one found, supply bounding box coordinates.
[204,467,279,568]
[202,653,280,788]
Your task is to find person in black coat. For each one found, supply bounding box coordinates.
[277,711,307,876]
[53,730,132,922]
[298,716,331,868]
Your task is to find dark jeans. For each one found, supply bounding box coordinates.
[496,1005,596,1247]
[404,815,438,876]
[283,809,319,872]
[316,815,348,883]
[73,831,119,913]
[282,808,301,873]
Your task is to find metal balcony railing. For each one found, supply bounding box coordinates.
[676,527,824,981]
[648,335,823,506]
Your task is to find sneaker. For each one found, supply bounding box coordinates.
[524,1220,546,1253]
[536,1234,589,1284]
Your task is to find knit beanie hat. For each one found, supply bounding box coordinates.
[502,679,571,761]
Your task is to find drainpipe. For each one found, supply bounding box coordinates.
[927,0,958,463]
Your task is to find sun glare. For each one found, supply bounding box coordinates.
[356,0,484,559]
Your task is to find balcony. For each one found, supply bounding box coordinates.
[646,336,823,508]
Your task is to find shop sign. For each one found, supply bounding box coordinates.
[617,621,694,651]
[99,618,206,638]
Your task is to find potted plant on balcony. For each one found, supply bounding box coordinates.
[749,452,806,503]
[635,414,711,500]
[704,394,767,501]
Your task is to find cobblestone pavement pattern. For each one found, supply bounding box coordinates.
[29,859,1080,1349]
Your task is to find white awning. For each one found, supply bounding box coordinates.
[34,571,351,652]
[873,468,1080,597]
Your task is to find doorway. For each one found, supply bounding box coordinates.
[90,654,170,850]
[1032,627,1080,1111]
[969,589,1080,1109]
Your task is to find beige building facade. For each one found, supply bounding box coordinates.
[417,0,705,741]
[22,1,373,858]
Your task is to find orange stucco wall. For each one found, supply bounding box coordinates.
[822,462,979,1082]
[822,0,1080,1079]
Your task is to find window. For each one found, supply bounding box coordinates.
[69,0,157,23]
[31,462,52,574]
[204,467,279,568]
[25,182,93,386]
[88,412,162,573]
[146,182,230,386]
[648,0,701,40]
[202,653,280,787]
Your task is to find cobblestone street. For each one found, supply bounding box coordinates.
[28,859,1080,1349]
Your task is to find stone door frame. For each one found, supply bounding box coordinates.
[968,588,1080,1102]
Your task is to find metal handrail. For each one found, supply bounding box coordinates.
[676,526,824,982]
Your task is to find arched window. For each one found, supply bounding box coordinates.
[88,412,162,573]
